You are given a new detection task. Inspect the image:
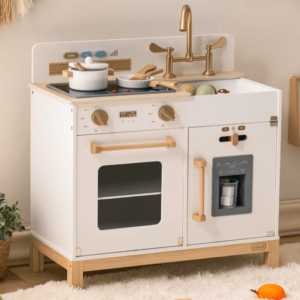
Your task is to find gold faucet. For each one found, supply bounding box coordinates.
[180,5,193,61]
[149,5,227,78]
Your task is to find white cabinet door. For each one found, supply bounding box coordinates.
[77,129,184,256]
[188,123,277,245]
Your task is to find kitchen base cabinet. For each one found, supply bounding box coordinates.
[30,74,281,288]
[30,236,279,288]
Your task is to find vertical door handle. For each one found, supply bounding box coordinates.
[192,159,207,222]
[231,132,238,146]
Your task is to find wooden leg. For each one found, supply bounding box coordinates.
[39,252,45,271]
[67,261,83,288]
[29,238,45,272]
[264,240,279,268]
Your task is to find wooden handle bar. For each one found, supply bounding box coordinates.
[192,158,207,222]
[91,136,176,154]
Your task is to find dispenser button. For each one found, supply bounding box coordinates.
[228,170,236,175]
[80,51,92,58]
[94,50,107,58]
[63,52,79,59]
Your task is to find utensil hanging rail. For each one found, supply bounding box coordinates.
[91,136,176,154]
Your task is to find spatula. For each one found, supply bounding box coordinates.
[131,68,164,80]
[129,65,157,80]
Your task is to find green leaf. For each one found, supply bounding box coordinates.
[0,194,25,241]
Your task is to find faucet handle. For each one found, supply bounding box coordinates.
[206,37,226,51]
[149,43,174,53]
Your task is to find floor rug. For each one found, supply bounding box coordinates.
[3,242,300,300]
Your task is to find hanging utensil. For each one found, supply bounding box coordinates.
[129,65,157,80]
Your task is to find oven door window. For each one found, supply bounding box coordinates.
[98,162,162,230]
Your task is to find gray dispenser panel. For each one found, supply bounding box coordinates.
[212,155,253,217]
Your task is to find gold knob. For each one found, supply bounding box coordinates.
[91,110,108,126]
[158,105,175,121]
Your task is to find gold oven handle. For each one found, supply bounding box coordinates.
[91,136,176,154]
[192,158,207,222]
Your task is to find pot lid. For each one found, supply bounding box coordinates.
[69,57,109,70]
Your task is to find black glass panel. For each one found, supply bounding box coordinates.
[98,162,162,198]
[98,194,161,230]
[47,82,176,99]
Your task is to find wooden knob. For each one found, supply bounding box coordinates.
[92,110,108,126]
[158,105,175,121]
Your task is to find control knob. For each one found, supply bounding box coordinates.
[91,110,109,126]
[158,105,175,121]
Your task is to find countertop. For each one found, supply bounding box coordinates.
[29,71,245,106]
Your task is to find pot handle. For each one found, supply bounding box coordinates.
[108,68,114,75]
[62,70,73,78]
[192,159,207,222]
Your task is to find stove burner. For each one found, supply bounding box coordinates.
[47,82,176,99]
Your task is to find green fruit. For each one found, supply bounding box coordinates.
[195,84,216,96]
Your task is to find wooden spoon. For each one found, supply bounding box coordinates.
[74,62,86,71]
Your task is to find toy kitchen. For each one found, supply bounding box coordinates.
[29,5,282,288]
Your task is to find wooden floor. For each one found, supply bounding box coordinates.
[1,236,300,295]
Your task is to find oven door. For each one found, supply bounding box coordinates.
[188,122,277,245]
[76,129,184,256]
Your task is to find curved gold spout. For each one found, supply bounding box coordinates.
[179,5,192,60]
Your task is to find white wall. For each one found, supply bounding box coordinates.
[1,0,300,225]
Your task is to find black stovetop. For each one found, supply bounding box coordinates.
[47,82,176,99]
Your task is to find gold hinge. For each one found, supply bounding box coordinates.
[76,248,81,256]
[178,237,183,246]
[270,116,278,127]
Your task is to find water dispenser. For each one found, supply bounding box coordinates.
[212,155,253,217]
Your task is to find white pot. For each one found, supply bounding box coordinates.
[68,68,108,91]
[63,57,113,91]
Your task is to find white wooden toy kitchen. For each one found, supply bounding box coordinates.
[29,12,281,288]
